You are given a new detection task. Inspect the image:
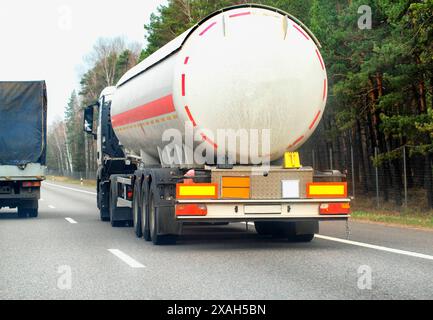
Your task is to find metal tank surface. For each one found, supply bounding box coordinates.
[110,4,327,166]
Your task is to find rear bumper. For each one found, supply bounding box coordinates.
[0,185,40,208]
[175,198,351,222]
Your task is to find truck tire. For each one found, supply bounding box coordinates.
[140,180,151,242]
[256,221,316,242]
[149,190,176,245]
[254,221,275,236]
[28,208,38,218]
[288,234,315,242]
[17,207,28,218]
[132,179,142,238]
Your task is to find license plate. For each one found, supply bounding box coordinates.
[244,205,282,214]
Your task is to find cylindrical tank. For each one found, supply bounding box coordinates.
[111,4,327,165]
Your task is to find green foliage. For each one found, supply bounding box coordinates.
[64,91,85,172]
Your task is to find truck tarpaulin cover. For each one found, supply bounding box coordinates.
[0,81,47,166]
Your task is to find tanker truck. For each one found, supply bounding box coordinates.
[83,4,350,245]
[0,81,47,218]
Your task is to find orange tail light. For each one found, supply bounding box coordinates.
[176,204,208,216]
[319,203,350,215]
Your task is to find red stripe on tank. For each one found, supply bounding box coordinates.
[288,135,304,149]
[182,74,186,96]
[199,22,217,36]
[200,133,218,150]
[111,95,175,128]
[229,12,251,18]
[309,110,321,130]
[323,79,327,101]
[184,106,197,127]
[293,24,310,40]
[316,49,325,70]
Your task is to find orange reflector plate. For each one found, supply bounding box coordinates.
[221,177,250,188]
[221,176,251,199]
[221,187,250,199]
[307,182,347,198]
[176,183,218,199]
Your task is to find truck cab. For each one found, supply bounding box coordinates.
[84,87,136,224]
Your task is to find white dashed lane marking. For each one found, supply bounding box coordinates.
[108,249,145,268]
[65,218,78,224]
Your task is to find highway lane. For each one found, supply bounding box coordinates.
[1,181,433,299]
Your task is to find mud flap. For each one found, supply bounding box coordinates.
[156,205,182,236]
[294,221,319,235]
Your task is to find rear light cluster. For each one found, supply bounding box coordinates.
[22,181,41,188]
[126,186,133,200]
[176,204,207,216]
[319,203,350,215]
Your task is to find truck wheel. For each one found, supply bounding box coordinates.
[132,179,142,238]
[264,221,317,242]
[28,208,38,218]
[254,221,275,236]
[288,234,315,242]
[149,191,176,245]
[17,207,28,218]
[140,181,151,242]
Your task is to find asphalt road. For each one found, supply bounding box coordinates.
[1,181,433,300]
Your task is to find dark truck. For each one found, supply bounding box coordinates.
[0,81,47,218]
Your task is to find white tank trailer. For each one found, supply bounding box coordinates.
[84,4,350,245]
[110,5,327,165]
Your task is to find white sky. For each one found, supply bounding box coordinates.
[0,0,167,125]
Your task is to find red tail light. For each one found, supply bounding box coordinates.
[176,204,207,216]
[319,203,350,215]
[22,181,41,188]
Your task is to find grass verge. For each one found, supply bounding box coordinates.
[351,210,433,230]
[46,175,96,188]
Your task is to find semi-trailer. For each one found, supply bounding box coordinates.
[0,81,47,218]
[83,4,350,245]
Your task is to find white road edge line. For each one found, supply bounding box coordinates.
[48,205,56,209]
[65,218,78,224]
[108,249,145,268]
[315,235,433,261]
[246,222,433,261]
[43,182,97,195]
